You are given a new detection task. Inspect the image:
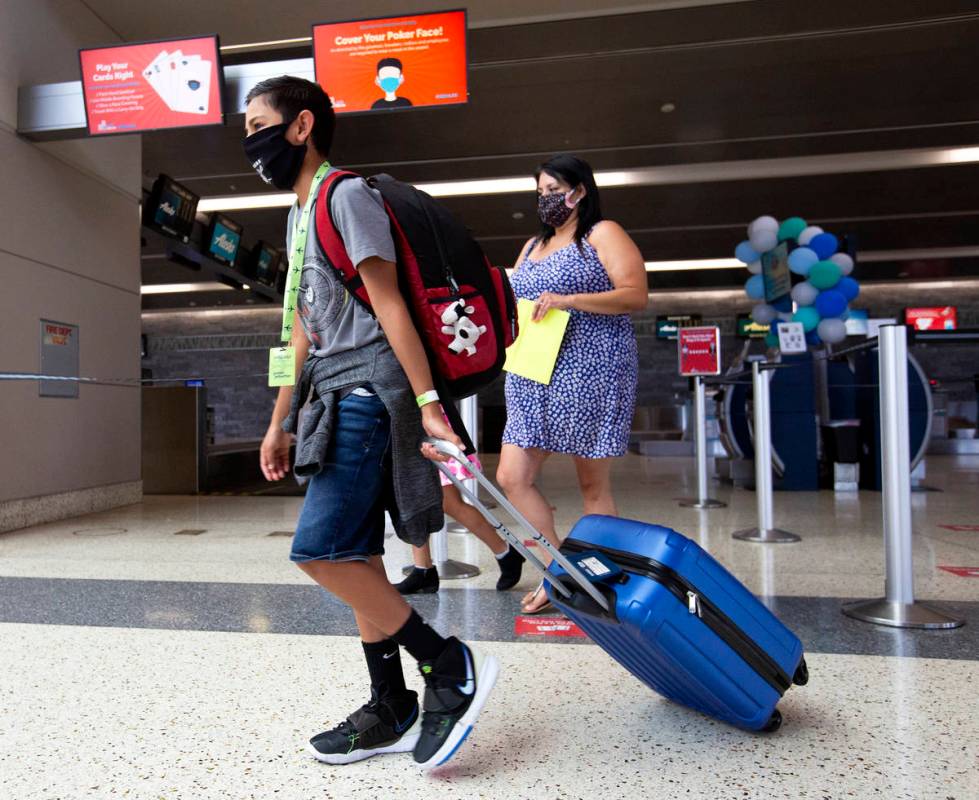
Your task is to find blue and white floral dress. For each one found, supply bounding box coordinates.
[503,231,639,458]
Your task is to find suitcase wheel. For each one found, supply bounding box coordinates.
[761,710,782,733]
[793,659,809,686]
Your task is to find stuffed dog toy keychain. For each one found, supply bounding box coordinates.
[441,300,487,356]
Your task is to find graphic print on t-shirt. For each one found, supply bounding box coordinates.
[297,264,348,350]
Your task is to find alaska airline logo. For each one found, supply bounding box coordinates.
[159,201,177,217]
[213,233,237,254]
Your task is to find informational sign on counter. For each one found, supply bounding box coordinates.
[678,326,721,377]
[313,10,468,114]
[39,320,78,398]
[78,36,223,135]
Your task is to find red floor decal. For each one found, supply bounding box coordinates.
[514,615,586,637]
[938,565,979,578]
[939,524,979,532]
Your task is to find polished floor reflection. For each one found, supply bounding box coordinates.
[1,453,977,799]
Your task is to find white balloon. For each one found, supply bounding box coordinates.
[818,318,847,344]
[746,259,762,274]
[749,228,778,253]
[797,225,824,246]
[777,311,794,322]
[752,303,777,325]
[748,215,779,236]
[791,281,819,307]
[830,252,854,275]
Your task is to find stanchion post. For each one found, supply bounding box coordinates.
[733,362,800,543]
[843,325,963,628]
[679,376,726,509]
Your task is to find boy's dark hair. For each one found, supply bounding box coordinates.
[377,57,404,73]
[244,76,336,157]
[535,153,603,247]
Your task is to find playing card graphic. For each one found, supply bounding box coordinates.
[142,48,211,114]
[174,56,212,114]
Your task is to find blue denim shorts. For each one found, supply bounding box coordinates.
[290,390,391,563]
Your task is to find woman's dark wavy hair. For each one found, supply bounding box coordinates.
[534,154,603,247]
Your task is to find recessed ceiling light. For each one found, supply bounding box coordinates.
[512,211,525,220]
[660,102,676,113]
[242,283,251,290]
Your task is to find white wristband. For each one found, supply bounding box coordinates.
[416,390,439,408]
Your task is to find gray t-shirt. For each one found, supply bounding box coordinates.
[288,168,396,358]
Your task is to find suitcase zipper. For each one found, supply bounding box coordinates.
[561,539,792,694]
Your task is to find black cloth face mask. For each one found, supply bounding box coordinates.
[242,122,306,190]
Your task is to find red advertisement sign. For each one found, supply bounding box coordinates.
[313,10,468,114]
[904,306,957,331]
[79,36,223,135]
[514,616,586,638]
[678,326,721,376]
[938,566,979,578]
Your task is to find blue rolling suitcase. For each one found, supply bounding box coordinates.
[428,439,808,733]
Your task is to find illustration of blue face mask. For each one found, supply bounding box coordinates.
[379,76,401,93]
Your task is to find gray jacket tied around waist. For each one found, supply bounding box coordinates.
[281,339,442,546]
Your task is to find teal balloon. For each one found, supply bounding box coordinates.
[765,331,780,348]
[778,216,807,242]
[745,274,765,299]
[792,306,821,332]
[809,260,842,289]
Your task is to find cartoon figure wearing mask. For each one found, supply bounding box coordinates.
[371,57,413,109]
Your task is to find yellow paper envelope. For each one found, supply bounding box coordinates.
[503,298,570,385]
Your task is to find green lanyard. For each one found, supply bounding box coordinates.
[279,161,331,341]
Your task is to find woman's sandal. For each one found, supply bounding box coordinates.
[520,581,555,615]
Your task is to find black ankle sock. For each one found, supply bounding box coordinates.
[391,609,449,663]
[362,639,408,699]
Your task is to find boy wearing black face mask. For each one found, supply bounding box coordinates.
[242,76,498,770]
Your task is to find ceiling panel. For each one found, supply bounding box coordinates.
[134,0,979,308]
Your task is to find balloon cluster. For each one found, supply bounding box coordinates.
[735,215,859,349]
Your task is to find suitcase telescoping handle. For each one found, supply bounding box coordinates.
[424,438,610,612]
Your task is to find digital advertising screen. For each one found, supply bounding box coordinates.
[79,35,223,135]
[905,306,957,331]
[143,174,199,243]
[206,214,243,267]
[312,10,468,114]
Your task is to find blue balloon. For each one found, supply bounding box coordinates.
[836,276,860,302]
[736,240,760,264]
[745,274,765,300]
[810,232,839,260]
[806,329,823,346]
[814,290,848,319]
[787,246,818,276]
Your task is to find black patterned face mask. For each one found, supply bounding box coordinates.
[537,190,578,227]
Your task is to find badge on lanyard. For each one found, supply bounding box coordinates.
[267,161,331,387]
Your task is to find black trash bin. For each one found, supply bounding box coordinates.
[822,420,861,464]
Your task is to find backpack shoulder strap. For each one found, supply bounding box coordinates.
[313,169,374,313]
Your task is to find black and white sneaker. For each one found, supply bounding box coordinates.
[413,638,499,770]
[306,691,420,765]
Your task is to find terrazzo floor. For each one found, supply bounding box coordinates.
[1,453,978,799]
